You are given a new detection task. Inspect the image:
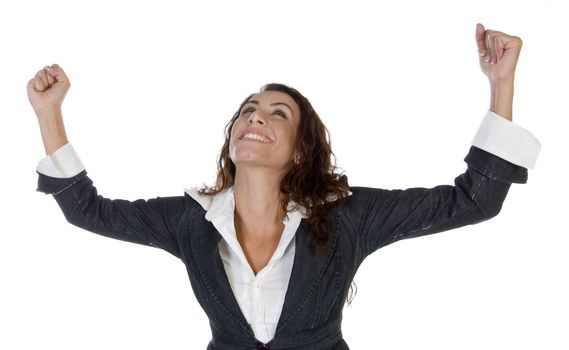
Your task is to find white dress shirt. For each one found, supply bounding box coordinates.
[185,186,303,343]
[36,110,541,343]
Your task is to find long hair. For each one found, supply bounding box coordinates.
[199,83,357,304]
[199,83,351,252]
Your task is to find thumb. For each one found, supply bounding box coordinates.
[475,23,487,54]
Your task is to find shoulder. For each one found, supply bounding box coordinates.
[183,186,234,220]
[184,187,214,211]
[345,186,393,207]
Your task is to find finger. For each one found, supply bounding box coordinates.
[492,36,498,64]
[39,68,50,85]
[475,23,487,56]
[495,36,505,63]
[492,34,505,64]
[34,76,46,91]
[487,32,498,65]
[44,66,56,86]
[34,71,48,90]
[485,32,491,62]
[27,77,39,92]
[485,32,492,53]
[47,64,70,84]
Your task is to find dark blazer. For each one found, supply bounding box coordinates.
[36,146,528,349]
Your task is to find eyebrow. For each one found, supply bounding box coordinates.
[244,99,294,117]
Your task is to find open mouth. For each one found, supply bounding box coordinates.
[239,131,273,143]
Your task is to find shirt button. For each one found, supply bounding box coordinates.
[256,343,270,350]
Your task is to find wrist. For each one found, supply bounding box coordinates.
[489,82,514,121]
[490,78,514,89]
[37,108,69,156]
[35,106,62,121]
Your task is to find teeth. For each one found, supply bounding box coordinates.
[242,133,270,142]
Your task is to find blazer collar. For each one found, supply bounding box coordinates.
[184,186,303,276]
[183,185,350,341]
[183,186,351,218]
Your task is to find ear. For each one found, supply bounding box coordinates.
[293,153,301,164]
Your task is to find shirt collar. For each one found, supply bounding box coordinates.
[184,186,352,274]
[184,186,309,222]
[184,186,306,274]
[184,186,352,221]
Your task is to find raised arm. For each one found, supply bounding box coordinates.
[348,146,529,258]
[28,64,187,258]
[27,64,70,156]
[344,24,540,259]
[476,22,521,121]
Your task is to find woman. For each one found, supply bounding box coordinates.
[28,23,540,349]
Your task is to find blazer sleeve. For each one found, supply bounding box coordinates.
[347,146,529,259]
[37,170,187,259]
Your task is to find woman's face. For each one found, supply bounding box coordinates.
[229,90,301,174]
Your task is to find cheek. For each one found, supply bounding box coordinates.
[274,129,297,159]
[228,132,239,156]
[228,123,241,157]
[229,121,242,144]
[285,126,298,148]
[232,117,248,132]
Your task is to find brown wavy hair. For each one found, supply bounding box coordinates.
[199,83,357,303]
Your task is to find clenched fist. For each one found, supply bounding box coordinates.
[27,64,71,116]
[476,23,523,83]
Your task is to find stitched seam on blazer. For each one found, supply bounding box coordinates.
[51,172,88,196]
[467,162,513,184]
[187,207,254,338]
[276,211,340,337]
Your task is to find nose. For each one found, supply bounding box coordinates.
[248,110,267,125]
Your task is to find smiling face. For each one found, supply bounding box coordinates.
[229,90,301,174]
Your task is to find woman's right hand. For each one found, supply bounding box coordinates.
[27,64,71,116]
[29,64,71,155]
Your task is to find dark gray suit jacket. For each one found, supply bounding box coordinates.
[37,146,528,349]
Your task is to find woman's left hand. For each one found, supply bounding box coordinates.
[476,23,523,84]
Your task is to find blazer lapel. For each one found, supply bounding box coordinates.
[186,207,256,337]
[273,210,339,337]
[184,189,343,343]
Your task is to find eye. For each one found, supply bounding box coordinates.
[273,109,288,119]
[241,107,254,116]
[240,107,288,119]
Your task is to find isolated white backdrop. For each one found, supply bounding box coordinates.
[1,0,567,349]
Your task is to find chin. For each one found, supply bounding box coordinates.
[230,147,290,171]
[231,145,269,162]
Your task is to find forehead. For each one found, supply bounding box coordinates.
[247,91,299,112]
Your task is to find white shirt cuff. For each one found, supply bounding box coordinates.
[36,142,86,178]
[472,111,541,169]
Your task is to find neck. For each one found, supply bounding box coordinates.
[233,166,287,234]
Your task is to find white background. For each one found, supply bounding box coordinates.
[1,0,567,349]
